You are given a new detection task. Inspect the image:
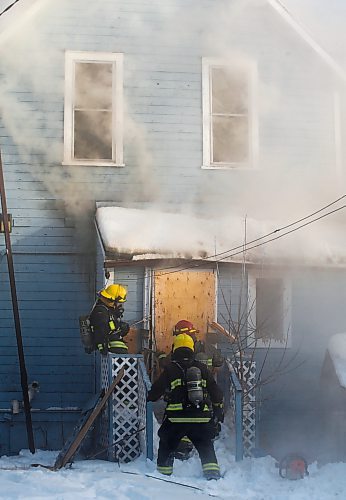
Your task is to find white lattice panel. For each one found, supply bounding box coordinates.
[100,354,148,463]
[233,360,257,458]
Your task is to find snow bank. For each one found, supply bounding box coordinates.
[1,426,346,499]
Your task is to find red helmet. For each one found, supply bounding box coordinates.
[174,320,198,335]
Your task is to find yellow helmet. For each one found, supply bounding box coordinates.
[100,284,127,303]
[173,333,194,352]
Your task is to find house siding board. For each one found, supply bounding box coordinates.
[0,242,94,454]
[110,266,145,324]
[216,265,249,355]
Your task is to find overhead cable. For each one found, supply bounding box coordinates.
[0,0,20,17]
[158,194,346,275]
[160,201,346,275]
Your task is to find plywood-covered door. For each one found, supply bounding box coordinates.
[153,269,216,352]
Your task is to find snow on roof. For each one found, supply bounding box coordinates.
[96,206,346,265]
[327,333,346,388]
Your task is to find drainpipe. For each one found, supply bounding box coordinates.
[0,149,35,454]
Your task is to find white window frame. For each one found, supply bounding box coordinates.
[202,57,258,169]
[247,271,291,349]
[63,50,124,167]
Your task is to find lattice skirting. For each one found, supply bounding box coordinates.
[231,360,257,458]
[100,354,149,462]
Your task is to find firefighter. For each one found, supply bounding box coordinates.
[155,320,224,457]
[89,284,130,354]
[157,319,224,372]
[147,333,224,480]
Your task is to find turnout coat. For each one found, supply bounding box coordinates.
[147,358,224,423]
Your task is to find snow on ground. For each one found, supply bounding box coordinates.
[1,426,346,500]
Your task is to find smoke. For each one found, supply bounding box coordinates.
[0,0,345,253]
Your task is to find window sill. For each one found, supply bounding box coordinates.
[201,164,255,170]
[62,161,125,167]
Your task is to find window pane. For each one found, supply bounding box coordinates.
[212,115,248,163]
[74,110,112,160]
[256,278,284,341]
[212,67,248,114]
[75,62,112,109]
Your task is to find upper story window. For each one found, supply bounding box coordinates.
[248,272,291,348]
[63,51,124,166]
[202,58,257,169]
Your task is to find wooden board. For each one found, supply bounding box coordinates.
[51,367,125,470]
[124,326,140,354]
[153,270,216,352]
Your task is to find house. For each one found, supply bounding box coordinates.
[0,0,346,459]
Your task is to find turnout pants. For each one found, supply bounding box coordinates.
[157,418,219,477]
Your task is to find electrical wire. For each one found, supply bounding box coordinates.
[0,0,20,17]
[104,194,346,282]
[211,203,346,265]
[159,199,346,276]
[157,194,346,275]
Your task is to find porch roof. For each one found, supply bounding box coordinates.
[95,205,346,268]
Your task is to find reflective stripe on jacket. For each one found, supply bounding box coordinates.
[108,340,128,350]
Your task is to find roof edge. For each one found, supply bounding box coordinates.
[0,0,46,45]
[267,0,346,83]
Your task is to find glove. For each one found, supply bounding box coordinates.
[115,305,125,318]
[212,404,224,424]
[97,343,108,356]
[212,349,224,368]
[118,321,130,337]
[156,351,169,370]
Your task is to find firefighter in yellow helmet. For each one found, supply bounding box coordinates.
[89,284,130,354]
[157,319,224,372]
[147,334,224,481]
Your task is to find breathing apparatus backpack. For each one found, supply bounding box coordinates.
[186,366,204,407]
[79,300,98,354]
[79,314,95,354]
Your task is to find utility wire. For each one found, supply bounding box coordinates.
[0,0,20,17]
[159,201,346,275]
[214,203,346,264]
[157,194,346,275]
[104,194,346,282]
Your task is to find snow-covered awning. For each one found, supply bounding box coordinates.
[95,205,346,267]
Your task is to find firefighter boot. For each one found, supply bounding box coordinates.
[157,453,174,476]
[203,463,221,480]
